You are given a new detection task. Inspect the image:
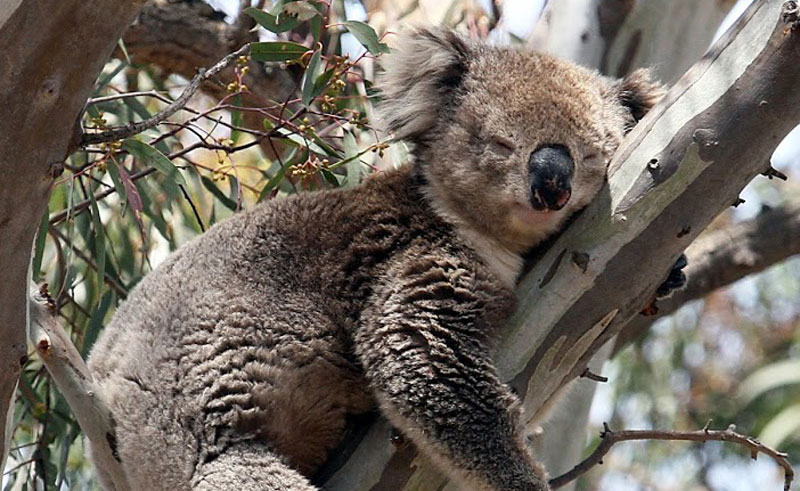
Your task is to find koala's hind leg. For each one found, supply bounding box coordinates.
[192,442,317,491]
[357,256,550,491]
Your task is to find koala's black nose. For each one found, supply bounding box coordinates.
[529,144,574,211]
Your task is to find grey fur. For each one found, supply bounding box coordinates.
[88,28,662,491]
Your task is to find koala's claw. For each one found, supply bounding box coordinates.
[655,253,688,298]
[641,254,688,316]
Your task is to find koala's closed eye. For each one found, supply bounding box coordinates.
[488,135,516,157]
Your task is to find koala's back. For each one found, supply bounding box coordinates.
[88,165,461,489]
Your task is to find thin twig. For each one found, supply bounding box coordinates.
[579,368,608,383]
[549,423,795,490]
[81,44,252,146]
[87,90,172,106]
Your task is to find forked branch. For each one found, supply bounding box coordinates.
[549,422,795,490]
[27,283,130,490]
[81,43,252,146]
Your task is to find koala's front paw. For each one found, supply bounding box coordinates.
[655,253,688,298]
[640,254,688,316]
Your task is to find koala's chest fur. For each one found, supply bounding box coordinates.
[88,163,515,479]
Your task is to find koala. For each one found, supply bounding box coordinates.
[87,28,664,491]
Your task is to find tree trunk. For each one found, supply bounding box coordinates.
[526,0,737,480]
[321,1,800,488]
[0,0,147,473]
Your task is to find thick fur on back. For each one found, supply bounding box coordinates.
[88,28,662,491]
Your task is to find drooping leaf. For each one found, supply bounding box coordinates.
[342,131,363,187]
[258,146,306,201]
[116,161,146,239]
[302,49,323,106]
[83,290,114,356]
[737,359,800,405]
[201,176,238,211]
[244,6,299,34]
[758,403,800,447]
[251,41,310,62]
[122,138,185,186]
[32,208,50,282]
[89,190,107,294]
[343,21,390,55]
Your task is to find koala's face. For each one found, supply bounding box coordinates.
[379,29,664,253]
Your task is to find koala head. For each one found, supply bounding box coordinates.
[377,28,664,253]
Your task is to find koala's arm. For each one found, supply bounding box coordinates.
[356,254,549,491]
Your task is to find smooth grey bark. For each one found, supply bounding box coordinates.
[615,195,800,353]
[0,0,148,473]
[322,1,800,488]
[526,0,737,480]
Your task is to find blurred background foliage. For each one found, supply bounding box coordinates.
[3,0,799,490]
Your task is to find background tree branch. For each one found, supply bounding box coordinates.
[322,1,800,488]
[549,423,795,490]
[615,195,800,353]
[118,0,296,153]
[0,0,148,471]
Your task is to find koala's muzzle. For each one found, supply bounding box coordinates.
[528,144,574,211]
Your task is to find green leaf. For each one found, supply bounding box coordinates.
[759,403,800,447]
[94,61,127,93]
[251,41,309,62]
[320,168,341,187]
[122,138,185,185]
[201,176,238,211]
[89,191,107,294]
[32,209,50,282]
[83,290,114,356]
[311,67,336,102]
[737,359,800,405]
[342,132,362,187]
[343,21,390,55]
[106,160,126,202]
[284,1,320,21]
[244,6,300,34]
[258,147,306,201]
[302,49,323,106]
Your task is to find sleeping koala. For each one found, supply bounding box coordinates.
[87,28,664,490]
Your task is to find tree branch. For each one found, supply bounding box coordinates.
[0,0,147,471]
[322,1,800,487]
[614,195,800,353]
[81,43,252,146]
[27,283,130,490]
[549,422,795,490]
[118,0,296,141]
[528,0,735,81]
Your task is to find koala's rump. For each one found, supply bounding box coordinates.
[88,204,375,486]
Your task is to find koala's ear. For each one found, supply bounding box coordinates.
[377,28,471,142]
[616,68,666,123]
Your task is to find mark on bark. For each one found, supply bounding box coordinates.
[571,251,590,273]
[539,248,567,288]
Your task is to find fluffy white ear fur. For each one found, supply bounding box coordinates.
[377,28,470,142]
[615,68,666,122]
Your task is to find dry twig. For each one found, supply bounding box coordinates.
[81,43,252,146]
[549,422,795,490]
